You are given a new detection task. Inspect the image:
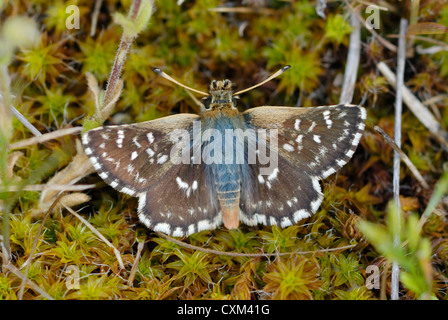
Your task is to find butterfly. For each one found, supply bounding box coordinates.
[82,66,366,237]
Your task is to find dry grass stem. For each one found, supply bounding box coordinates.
[155,231,356,257]
[127,241,144,286]
[9,127,82,150]
[62,202,126,270]
[18,192,65,299]
[377,61,448,149]
[10,105,42,137]
[90,0,103,37]
[2,254,54,300]
[340,12,361,105]
[208,7,276,14]
[0,183,96,192]
[374,126,429,189]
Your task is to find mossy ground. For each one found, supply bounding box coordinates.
[0,0,447,300]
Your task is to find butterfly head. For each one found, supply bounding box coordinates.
[204,79,237,112]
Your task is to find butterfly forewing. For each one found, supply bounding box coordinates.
[244,104,366,179]
[83,113,224,236]
[82,114,200,196]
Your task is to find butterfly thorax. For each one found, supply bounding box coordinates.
[202,79,239,118]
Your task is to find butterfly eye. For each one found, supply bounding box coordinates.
[211,80,217,90]
[223,79,231,89]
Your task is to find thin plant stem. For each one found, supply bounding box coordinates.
[340,12,361,105]
[103,0,143,109]
[18,192,65,299]
[374,126,429,189]
[391,18,408,301]
[155,231,356,257]
[0,64,13,263]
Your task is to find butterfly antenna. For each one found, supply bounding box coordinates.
[233,65,291,96]
[152,68,209,96]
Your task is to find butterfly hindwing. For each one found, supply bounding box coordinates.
[239,153,324,228]
[138,160,222,237]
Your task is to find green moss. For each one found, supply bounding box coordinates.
[1,0,447,301]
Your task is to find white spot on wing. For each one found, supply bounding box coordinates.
[308,121,316,132]
[172,227,184,237]
[352,132,363,146]
[157,154,168,164]
[283,143,294,152]
[154,223,171,234]
[293,209,310,222]
[176,177,189,189]
[321,167,336,178]
[267,167,279,181]
[82,133,90,145]
[147,132,154,144]
[121,186,135,196]
[346,149,355,158]
[360,107,367,119]
[254,213,267,225]
[146,148,155,157]
[99,172,108,179]
[197,220,211,232]
[133,136,142,148]
[280,217,292,228]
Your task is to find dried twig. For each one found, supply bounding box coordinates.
[0,184,96,192]
[208,7,276,14]
[127,241,145,286]
[62,202,125,270]
[90,0,103,37]
[340,12,361,105]
[19,192,65,299]
[155,231,356,257]
[374,126,429,189]
[9,127,82,150]
[36,142,95,217]
[10,105,42,137]
[377,61,448,150]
